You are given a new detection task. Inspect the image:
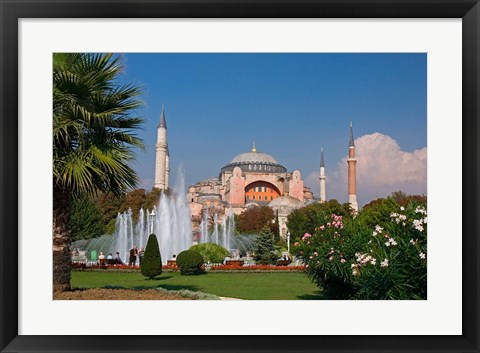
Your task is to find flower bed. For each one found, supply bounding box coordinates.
[71,262,305,272]
[208,264,305,272]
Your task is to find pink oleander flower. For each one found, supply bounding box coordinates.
[319,225,325,231]
[340,258,346,263]
[302,233,312,241]
[294,242,299,247]
[329,256,334,261]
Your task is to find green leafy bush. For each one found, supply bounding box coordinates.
[189,243,230,263]
[352,203,427,299]
[176,250,204,275]
[292,201,427,300]
[141,234,162,279]
[287,200,353,243]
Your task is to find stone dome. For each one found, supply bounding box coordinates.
[230,151,278,164]
[220,146,287,174]
[268,195,304,208]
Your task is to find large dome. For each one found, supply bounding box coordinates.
[230,151,278,164]
[220,146,287,174]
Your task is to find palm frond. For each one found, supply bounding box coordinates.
[53,52,145,197]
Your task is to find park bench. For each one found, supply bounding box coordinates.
[276,259,292,266]
[166,260,177,267]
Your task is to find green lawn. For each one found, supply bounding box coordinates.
[71,270,324,300]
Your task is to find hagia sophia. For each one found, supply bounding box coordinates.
[154,106,358,239]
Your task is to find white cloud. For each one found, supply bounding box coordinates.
[310,133,427,207]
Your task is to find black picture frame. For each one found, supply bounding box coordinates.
[1,1,479,352]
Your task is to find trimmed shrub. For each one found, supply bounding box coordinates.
[141,234,162,279]
[176,250,204,275]
[189,243,230,263]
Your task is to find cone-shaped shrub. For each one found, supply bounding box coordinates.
[141,234,162,279]
[176,250,204,275]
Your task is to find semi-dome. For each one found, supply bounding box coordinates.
[268,195,304,208]
[220,143,287,174]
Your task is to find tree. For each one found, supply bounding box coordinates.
[141,234,162,279]
[53,53,144,291]
[390,190,408,205]
[144,187,161,210]
[356,197,399,229]
[237,206,275,234]
[95,192,126,233]
[273,210,280,243]
[119,188,147,220]
[254,227,278,265]
[69,194,105,241]
[287,200,352,242]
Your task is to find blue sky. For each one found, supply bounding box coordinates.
[119,53,427,206]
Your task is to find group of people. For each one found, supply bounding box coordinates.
[128,246,146,267]
[97,246,145,267]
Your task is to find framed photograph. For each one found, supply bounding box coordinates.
[1,0,478,352]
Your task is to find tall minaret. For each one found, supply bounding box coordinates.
[319,148,326,203]
[165,147,170,190]
[347,122,358,212]
[154,105,169,190]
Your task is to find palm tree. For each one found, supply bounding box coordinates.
[53,53,144,291]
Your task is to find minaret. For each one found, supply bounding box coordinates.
[347,122,358,212]
[165,146,170,190]
[319,148,326,203]
[154,104,168,190]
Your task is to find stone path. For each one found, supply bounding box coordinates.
[218,296,243,300]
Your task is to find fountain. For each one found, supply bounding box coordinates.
[154,170,193,262]
[70,168,256,264]
[197,207,249,255]
[71,168,193,264]
[198,209,223,246]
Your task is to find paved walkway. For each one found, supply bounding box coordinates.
[218,296,243,300]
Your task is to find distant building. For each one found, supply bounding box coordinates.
[185,144,315,240]
[154,107,358,237]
